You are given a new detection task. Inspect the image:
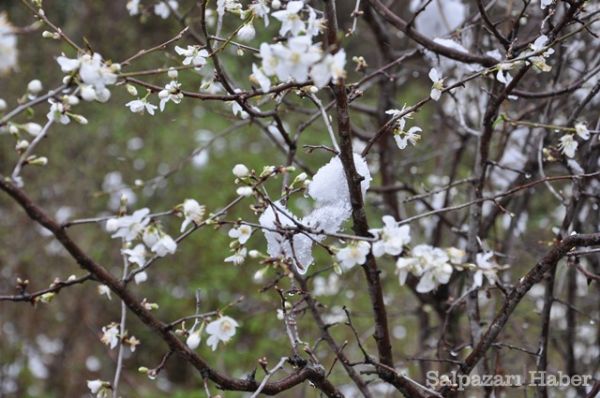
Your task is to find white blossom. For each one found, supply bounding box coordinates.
[394,123,422,150]
[142,225,161,247]
[474,251,499,287]
[370,216,411,257]
[228,225,252,244]
[97,285,111,300]
[158,80,183,111]
[100,324,120,349]
[46,100,70,125]
[496,63,514,85]
[126,98,157,115]
[181,199,205,232]
[269,36,321,82]
[126,0,141,15]
[574,122,590,140]
[122,243,147,267]
[56,54,80,73]
[174,45,209,67]
[336,241,370,270]
[306,7,324,37]
[310,50,346,88]
[0,13,18,74]
[151,234,177,257]
[396,245,453,293]
[206,316,239,351]
[224,247,247,264]
[106,208,150,242]
[250,63,271,92]
[559,134,578,158]
[154,0,178,19]
[271,1,305,37]
[249,0,270,26]
[428,68,444,101]
[87,380,110,398]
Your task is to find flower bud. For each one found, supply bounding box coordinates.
[232,163,250,178]
[71,114,88,125]
[23,122,42,136]
[0,98,7,111]
[126,84,138,96]
[168,67,179,79]
[16,140,29,151]
[27,79,43,95]
[28,156,48,166]
[186,330,201,350]
[236,186,253,197]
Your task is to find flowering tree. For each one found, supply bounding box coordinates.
[1,0,599,397]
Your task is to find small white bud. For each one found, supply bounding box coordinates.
[167,67,179,79]
[27,79,43,95]
[16,140,29,151]
[71,114,88,124]
[67,95,79,106]
[126,84,138,96]
[0,98,7,111]
[232,163,250,178]
[271,0,281,9]
[236,186,253,197]
[237,23,256,42]
[23,123,42,136]
[186,330,201,350]
[29,156,48,166]
[80,85,97,102]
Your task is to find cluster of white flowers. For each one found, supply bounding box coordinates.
[249,1,345,91]
[57,52,119,103]
[0,13,18,74]
[397,245,461,293]
[495,35,555,86]
[559,122,590,158]
[105,201,202,281]
[335,215,410,270]
[386,108,422,150]
[370,216,411,257]
[185,316,239,351]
